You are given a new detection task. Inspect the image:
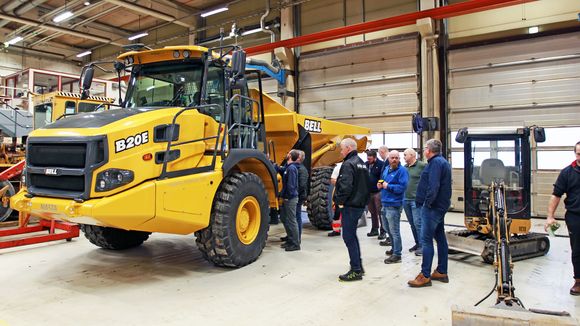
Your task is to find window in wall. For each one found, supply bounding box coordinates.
[384,132,419,149]
[61,77,79,93]
[537,127,580,147]
[34,73,58,94]
[537,151,576,170]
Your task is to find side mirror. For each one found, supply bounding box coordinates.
[455,127,468,144]
[80,66,94,100]
[533,127,546,143]
[231,49,246,79]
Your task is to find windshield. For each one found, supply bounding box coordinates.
[79,102,108,113]
[125,61,204,108]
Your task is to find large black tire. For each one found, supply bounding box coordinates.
[306,166,335,230]
[195,172,270,267]
[0,180,15,222]
[80,224,151,250]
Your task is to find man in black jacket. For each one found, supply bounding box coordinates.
[546,141,580,295]
[365,150,384,237]
[334,138,371,282]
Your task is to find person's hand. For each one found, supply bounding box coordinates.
[376,182,382,189]
[544,216,557,232]
[382,182,388,189]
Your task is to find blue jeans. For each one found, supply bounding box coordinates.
[403,199,422,247]
[341,206,364,272]
[296,201,303,237]
[382,206,402,256]
[420,206,448,278]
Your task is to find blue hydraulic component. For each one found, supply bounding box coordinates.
[246,64,286,86]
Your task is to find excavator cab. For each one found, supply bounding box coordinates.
[448,127,549,263]
[460,128,532,234]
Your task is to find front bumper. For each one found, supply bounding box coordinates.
[11,181,156,231]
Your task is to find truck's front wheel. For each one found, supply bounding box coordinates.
[196,172,269,267]
[80,225,151,250]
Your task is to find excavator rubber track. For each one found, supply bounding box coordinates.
[447,229,550,264]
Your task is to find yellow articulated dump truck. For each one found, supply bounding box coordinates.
[11,45,369,267]
[32,91,114,129]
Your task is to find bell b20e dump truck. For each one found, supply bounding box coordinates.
[11,45,369,267]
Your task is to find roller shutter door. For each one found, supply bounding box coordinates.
[298,37,420,133]
[448,32,580,216]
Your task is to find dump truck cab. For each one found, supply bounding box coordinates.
[32,91,113,129]
[12,45,369,267]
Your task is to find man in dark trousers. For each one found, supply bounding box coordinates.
[296,150,309,238]
[334,138,371,282]
[365,150,384,237]
[408,139,451,287]
[545,141,580,295]
[279,150,301,252]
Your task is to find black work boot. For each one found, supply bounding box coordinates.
[339,270,363,282]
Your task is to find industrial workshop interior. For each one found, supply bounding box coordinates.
[1,0,579,325]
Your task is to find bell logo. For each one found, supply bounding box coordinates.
[45,168,58,175]
[304,119,322,133]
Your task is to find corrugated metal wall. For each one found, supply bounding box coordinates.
[448,32,580,216]
[298,37,419,132]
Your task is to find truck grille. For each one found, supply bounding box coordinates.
[26,136,108,199]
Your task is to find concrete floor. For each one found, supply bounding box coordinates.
[1,212,578,326]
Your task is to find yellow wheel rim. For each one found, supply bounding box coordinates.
[236,196,261,245]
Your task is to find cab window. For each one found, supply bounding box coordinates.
[34,103,52,129]
[65,101,76,115]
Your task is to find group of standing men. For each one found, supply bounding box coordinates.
[333,138,452,287]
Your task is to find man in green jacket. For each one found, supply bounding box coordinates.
[403,148,427,256]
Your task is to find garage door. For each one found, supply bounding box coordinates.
[298,36,419,133]
[448,32,580,216]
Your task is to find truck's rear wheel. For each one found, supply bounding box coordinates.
[195,172,269,267]
[306,166,334,230]
[80,225,151,250]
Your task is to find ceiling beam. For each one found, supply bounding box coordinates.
[0,12,124,46]
[246,0,536,55]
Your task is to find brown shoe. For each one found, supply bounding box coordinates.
[408,273,432,288]
[431,270,449,283]
[571,279,580,296]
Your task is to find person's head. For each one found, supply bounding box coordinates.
[403,148,417,165]
[378,145,389,161]
[424,139,442,160]
[575,141,580,163]
[388,150,401,168]
[288,150,300,163]
[366,150,377,164]
[340,138,357,158]
[299,150,306,163]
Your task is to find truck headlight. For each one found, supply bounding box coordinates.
[95,169,134,192]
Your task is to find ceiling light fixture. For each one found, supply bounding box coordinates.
[53,11,74,23]
[5,36,23,46]
[200,6,228,18]
[528,26,539,34]
[84,1,90,5]
[76,50,92,58]
[241,28,262,36]
[128,32,149,41]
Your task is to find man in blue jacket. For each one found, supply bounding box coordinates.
[408,139,452,287]
[279,150,301,252]
[378,150,409,264]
